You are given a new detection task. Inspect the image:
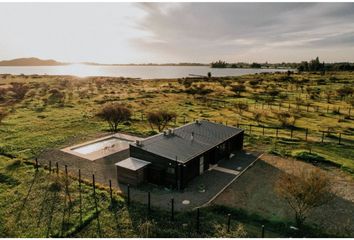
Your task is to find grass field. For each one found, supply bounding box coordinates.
[0,71,353,237]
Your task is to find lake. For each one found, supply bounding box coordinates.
[0,64,290,79]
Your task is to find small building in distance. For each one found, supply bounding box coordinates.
[117,120,244,189]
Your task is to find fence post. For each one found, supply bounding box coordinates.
[56,162,59,175]
[92,174,96,193]
[276,128,279,138]
[109,179,113,204]
[321,131,325,143]
[262,126,265,136]
[305,128,308,141]
[196,208,200,233]
[249,124,252,135]
[290,128,293,139]
[35,158,38,171]
[261,225,265,238]
[227,214,231,232]
[171,198,174,221]
[338,133,342,145]
[92,174,101,237]
[65,165,68,177]
[127,184,130,206]
[79,169,82,225]
[49,160,51,173]
[148,192,151,215]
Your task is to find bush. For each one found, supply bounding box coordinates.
[0,108,8,123]
[294,151,325,163]
[0,88,7,101]
[234,102,249,114]
[9,82,29,100]
[293,151,342,167]
[230,84,246,96]
[48,88,65,104]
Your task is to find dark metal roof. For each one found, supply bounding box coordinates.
[131,120,243,163]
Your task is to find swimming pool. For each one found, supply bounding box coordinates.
[72,137,132,155]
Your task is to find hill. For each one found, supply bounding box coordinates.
[0,57,67,66]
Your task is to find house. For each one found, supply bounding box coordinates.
[116,120,244,189]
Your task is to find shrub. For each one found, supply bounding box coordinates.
[48,88,65,104]
[230,84,246,97]
[0,108,8,123]
[0,88,7,101]
[275,167,333,227]
[9,82,29,100]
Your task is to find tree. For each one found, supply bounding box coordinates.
[211,60,228,68]
[275,168,333,227]
[146,110,177,132]
[250,62,261,68]
[96,103,132,132]
[230,84,246,97]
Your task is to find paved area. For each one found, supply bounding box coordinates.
[39,145,261,211]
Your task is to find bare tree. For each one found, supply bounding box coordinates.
[96,103,132,132]
[275,168,333,227]
[146,110,177,132]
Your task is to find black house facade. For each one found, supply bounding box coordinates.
[118,120,244,189]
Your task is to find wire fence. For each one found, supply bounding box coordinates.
[129,111,353,147]
[23,160,276,238]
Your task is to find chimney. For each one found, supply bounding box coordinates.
[191,132,194,141]
[136,140,142,146]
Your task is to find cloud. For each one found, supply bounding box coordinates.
[132,2,354,62]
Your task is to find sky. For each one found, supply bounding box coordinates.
[0,2,354,64]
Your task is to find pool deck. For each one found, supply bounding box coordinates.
[61,133,143,161]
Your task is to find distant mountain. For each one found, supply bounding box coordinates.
[0,57,68,66]
[82,62,209,66]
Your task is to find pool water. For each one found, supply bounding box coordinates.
[72,137,131,155]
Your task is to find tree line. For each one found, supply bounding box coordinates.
[211,57,354,72]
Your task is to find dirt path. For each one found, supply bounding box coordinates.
[213,153,354,237]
